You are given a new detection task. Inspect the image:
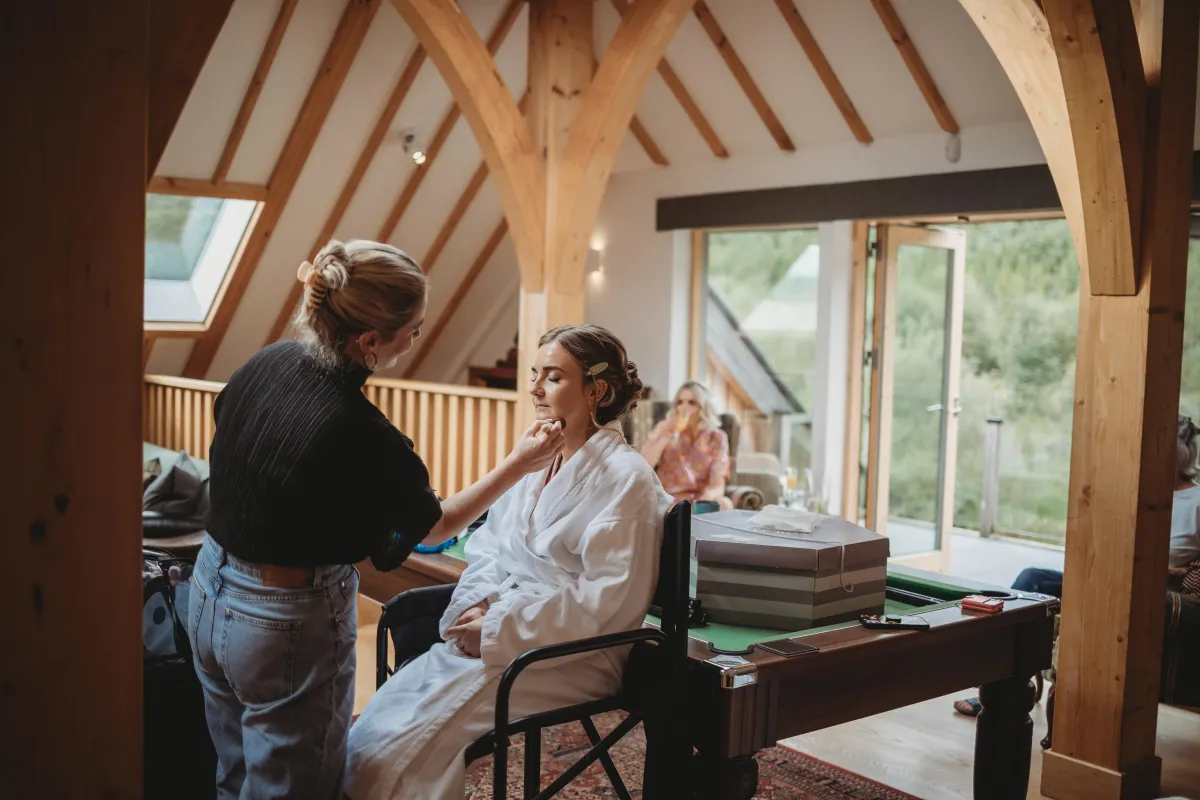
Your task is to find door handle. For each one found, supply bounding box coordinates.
[927,403,962,415]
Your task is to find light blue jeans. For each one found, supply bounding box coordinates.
[188,536,359,800]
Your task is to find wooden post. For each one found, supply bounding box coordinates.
[1040,1,1200,797]
[0,1,148,796]
[841,221,869,522]
[516,0,595,433]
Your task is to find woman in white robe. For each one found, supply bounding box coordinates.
[346,324,673,800]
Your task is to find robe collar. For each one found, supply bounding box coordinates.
[526,422,626,529]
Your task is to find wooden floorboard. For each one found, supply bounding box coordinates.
[783,693,1200,800]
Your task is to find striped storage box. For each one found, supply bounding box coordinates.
[690,510,889,631]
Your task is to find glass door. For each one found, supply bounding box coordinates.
[865,225,965,571]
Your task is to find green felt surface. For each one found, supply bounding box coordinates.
[438,532,980,652]
[445,538,468,560]
[657,598,961,652]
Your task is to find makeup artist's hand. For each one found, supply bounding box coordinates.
[507,419,565,475]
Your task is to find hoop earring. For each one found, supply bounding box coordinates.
[589,404,602,430]
[364,352,378,371]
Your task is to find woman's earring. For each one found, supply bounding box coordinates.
[364,352,378,371]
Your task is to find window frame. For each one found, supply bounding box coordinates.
[142,183,263,336]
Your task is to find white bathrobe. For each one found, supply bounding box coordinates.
[345,425,672,800]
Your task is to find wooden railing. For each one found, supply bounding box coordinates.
[143,376,222,461]
[363,378,517,498]
[143,374,519,497]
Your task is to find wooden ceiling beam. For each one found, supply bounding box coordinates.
[147,176,268,202]
[691,0,795,152]
[264,43,429,346]
[403,220,509,378]
[377,0,523,244]
[609,0,727,158]
[629,114,669,166]
[591,56,668,166]
[551,0,698,291]
[773,0,872,145]
[148,0,236,181]
[184,0,383,378]
[212,0,298,184]
[391,0,545,289]
[423,93,530,274]
[423,161,489,273]
[871,0,959,135]
[1044,0,1145,296]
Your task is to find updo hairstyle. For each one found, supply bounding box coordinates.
[294,238,426,368]
[538,324,643,425]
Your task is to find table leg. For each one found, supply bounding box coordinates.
[691,751,757,800]
[974,675,1036,800]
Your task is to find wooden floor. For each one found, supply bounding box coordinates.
[353,596,1199,799]
[783,695,1199,800]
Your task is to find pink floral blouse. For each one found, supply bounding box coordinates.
[653,428,731,503]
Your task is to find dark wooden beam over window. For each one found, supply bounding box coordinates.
[656,151,1200,230]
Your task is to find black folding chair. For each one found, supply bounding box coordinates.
[376,501,694,800]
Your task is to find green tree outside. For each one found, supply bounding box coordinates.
[707,220,1200,543]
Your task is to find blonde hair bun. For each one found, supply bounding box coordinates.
[294,238,426,369]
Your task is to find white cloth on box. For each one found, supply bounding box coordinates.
[746,504,825,534]
[344,424,672,800]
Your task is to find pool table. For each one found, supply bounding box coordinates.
[359,541,1058,800]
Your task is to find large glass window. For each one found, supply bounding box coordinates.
[144,193,257,323]
[948,219,1081,544]
[703,228,812,475]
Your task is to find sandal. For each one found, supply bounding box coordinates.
[953,697,982,717]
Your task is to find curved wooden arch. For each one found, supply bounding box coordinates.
[391,0,545,289]
[551,0,698,293]
[956,0,1091,288]
[1044,0,1146,296]
[958,0,1146,296]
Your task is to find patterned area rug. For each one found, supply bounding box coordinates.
[464,711,918,800]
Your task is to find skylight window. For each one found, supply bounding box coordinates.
[144,193,257,323]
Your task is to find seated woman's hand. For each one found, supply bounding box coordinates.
[445,615,485,658]
[452,600,488,627]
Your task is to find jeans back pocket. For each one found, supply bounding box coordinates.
[187,582,207,651]
[220,609,302,706]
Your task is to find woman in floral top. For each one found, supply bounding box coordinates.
[642,381,733,509]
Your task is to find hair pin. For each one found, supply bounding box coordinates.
[585,361,608,377]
